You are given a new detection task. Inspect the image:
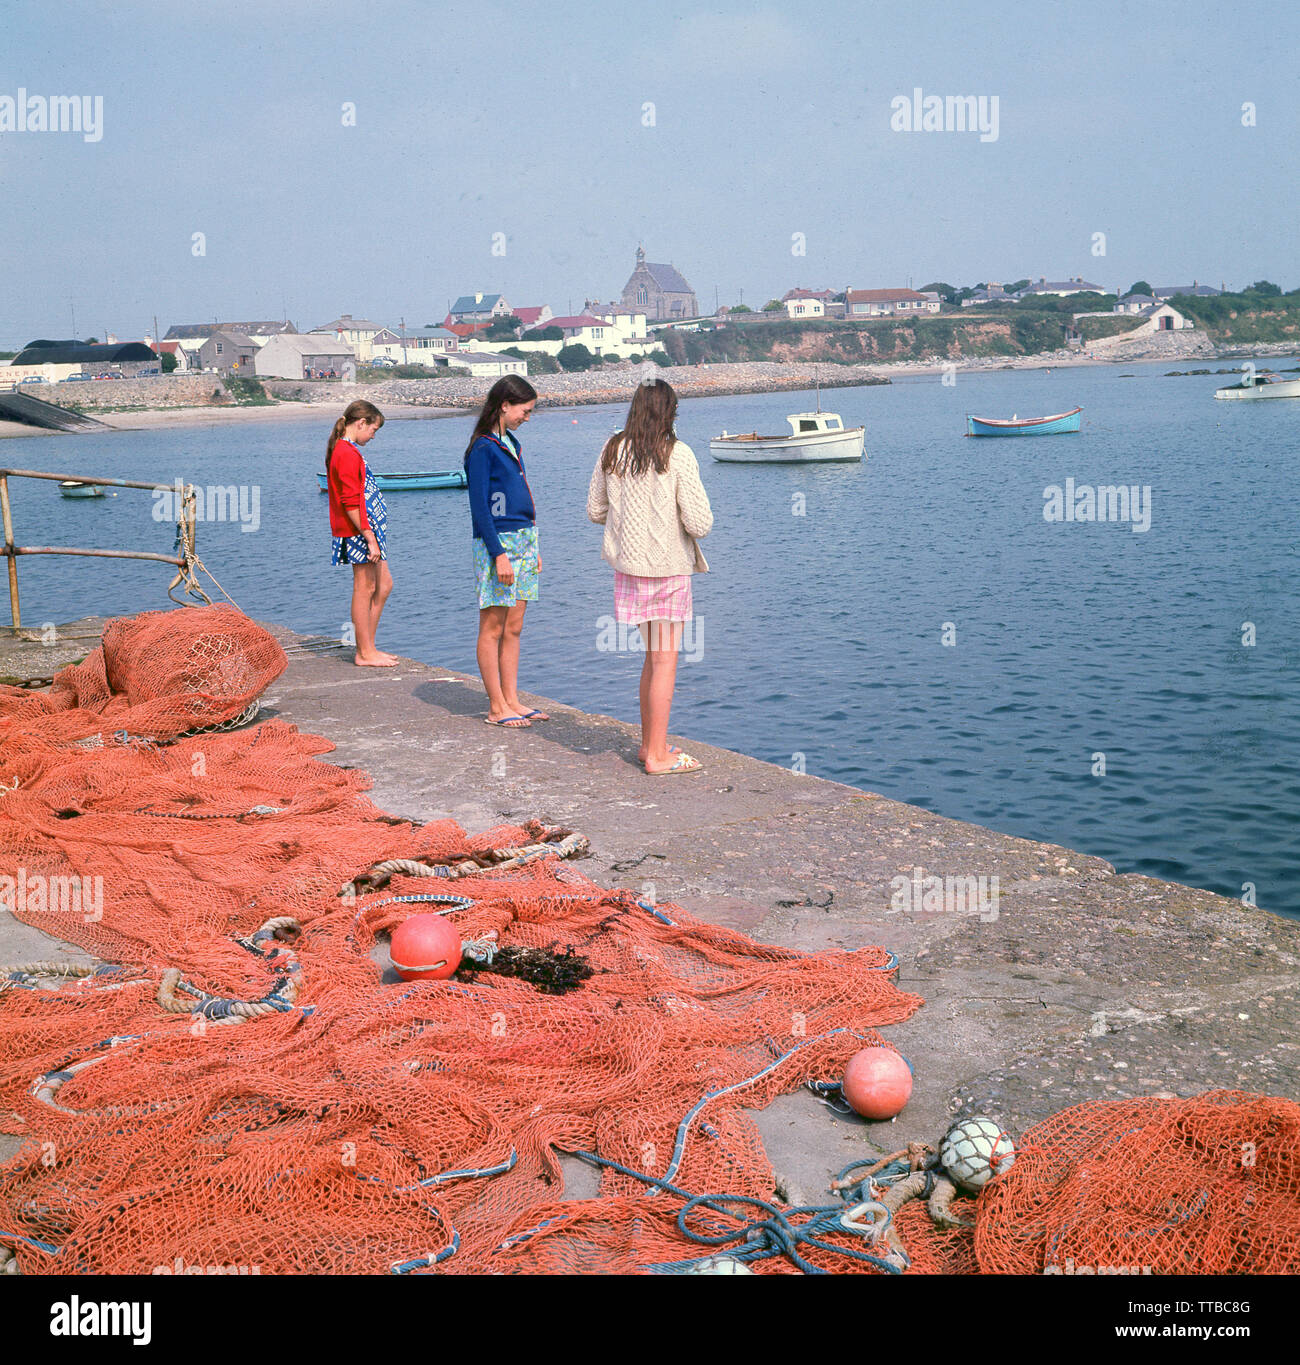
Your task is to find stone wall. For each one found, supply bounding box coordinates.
[31,374,228,411]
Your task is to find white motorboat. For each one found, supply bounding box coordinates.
[1214,370,1300,400]
[710,410,865,462]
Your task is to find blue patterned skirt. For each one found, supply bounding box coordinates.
[331,468,388,565]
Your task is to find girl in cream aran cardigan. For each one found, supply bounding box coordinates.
[587,379,713,775]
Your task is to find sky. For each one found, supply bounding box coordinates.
[1,0,1297,348]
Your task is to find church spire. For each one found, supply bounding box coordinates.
[636,244,645,267]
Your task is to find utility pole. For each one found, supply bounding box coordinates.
[70,301,76,337]
[400,316,408,367]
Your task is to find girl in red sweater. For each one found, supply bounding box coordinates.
[326,400,396,666]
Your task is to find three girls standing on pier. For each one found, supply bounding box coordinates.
[325,376,712,774]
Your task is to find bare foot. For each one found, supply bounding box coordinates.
[506,701,549,721]
[637,743,679,763]
[644,750,702,775]
[355,651,399,667]
[484,712,531,728]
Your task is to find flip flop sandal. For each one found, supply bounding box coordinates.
[484,715,531,727]
[519,709,550,721]
[647,751,703,775]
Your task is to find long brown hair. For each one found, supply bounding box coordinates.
[327,400,384,466]
[601,378,677,476]
[464,374,538,461]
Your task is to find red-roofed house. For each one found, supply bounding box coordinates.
[442,319,493,341]
[150,339,191,372]
[512,306,553,330]
[536,314,616,350]
[845,288,940,319]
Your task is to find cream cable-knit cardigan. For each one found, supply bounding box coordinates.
[587,439,713,576]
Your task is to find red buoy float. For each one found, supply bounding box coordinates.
[390,914,462,981]
[841,1047,912,1119]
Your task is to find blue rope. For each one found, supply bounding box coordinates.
[555,1148,906,1275]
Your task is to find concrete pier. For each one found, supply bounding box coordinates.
[3,619,1297,1196]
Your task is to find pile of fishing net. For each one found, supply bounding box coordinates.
[1,607,1296,1274]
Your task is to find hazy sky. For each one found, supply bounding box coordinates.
[2,0,1296,347]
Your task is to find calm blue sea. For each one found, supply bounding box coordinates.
[7,358,1299,916]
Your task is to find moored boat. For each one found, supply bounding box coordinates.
[1214,371,1300,400]
[710,411,865,463]
[58,481,106,498]
[317,469,468,492]
[965,406,1082,437]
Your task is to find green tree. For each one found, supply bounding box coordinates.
[526,325,564,341]
[483,313,522,339]
[1127,280,1153,297]
[1005,280,1030,295]
[1247,280,1281,296]
[920,281,956,302]
[761,299,783,312]
[730,304,752,313]
[557,343,596,371]
[159,351,178,373]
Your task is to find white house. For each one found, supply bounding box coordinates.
[1114,293,1157,314]
[254,333,357,380]
[370,326,460,366]
[845,288,941,318]
[1130,301,1194,333]
[581,303,664,356]
[961,284,1011,307]
[1013,277,1106,299]
[785,296,825,319]
[445,350,528,378]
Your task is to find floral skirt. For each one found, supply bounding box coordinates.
[613,572,693,624]
[473,527,539,608]
[331,469,388,565]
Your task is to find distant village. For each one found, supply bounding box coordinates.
[2,246,1227,387]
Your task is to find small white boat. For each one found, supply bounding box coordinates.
[59,481,106,499]
[1214,371,1300,400]
[710,411,865,463]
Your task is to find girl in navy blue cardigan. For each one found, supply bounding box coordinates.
[464,375,548,727]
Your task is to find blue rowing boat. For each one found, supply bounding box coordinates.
[317,469,468,492]
[965,406,1082,437]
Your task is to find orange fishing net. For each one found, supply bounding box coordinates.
[1,607,1296,1275]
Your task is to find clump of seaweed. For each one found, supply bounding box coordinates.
[455,944,594,995]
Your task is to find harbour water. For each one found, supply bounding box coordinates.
[7,358,1299,915]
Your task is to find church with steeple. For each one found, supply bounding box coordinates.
[619,245,699,322]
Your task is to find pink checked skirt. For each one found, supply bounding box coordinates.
[613,572,693,624]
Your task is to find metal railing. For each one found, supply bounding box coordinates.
[0,467,210,630]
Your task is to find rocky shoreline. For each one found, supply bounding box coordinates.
[5,338,1297,438]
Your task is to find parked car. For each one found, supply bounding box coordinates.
[369,356,397,369]
[62,374,89,383]
[19,375,50,384]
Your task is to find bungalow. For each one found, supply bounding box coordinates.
[253,333,357,381]
[197,330,257,376]
[448,293,512,324]
[1153,282,1222,300]
[1114,293,1157,314]
[371,326,460,366]
[445,349,528,379]
[311,315,386,363]
[845,288,941,318]
[1013,277,1105,299]
[961,284,1010,307]
[149,340,190,371]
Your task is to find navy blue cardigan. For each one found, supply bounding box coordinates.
[465,431,536,559]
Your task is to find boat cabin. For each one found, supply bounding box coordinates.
[787,412,844,434]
